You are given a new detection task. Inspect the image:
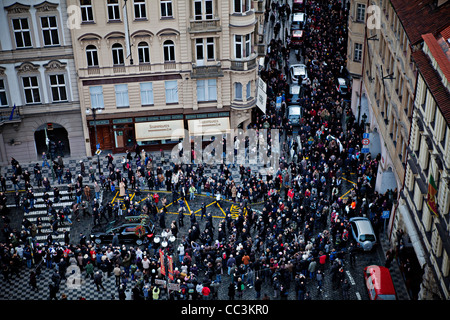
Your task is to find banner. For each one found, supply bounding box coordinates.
[159,249,166,275]
[256,77,267,114]
[427,174,438,217]
[167,255,174,281]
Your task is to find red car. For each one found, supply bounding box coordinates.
[364,265,397,300]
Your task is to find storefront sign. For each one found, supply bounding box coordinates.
[135,120,184,141]
[188,117,230,136]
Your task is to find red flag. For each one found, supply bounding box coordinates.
[159,249,165,275]
[427,174,438,217]
[167,255,174,281]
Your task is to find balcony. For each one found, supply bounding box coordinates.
[0,106,22,127]
[188,18,221,33]
[230,54,258,71]
[230,10,256,28]
[191,62,223,79]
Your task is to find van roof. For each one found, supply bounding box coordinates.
[292,64,306,75]
[290,85,301,94]
[338,78,346,86]
[293,13,305,21]
[350,217,375,235]
[365,265,396,294]
[292,30,303,37]
[288,106,301,115]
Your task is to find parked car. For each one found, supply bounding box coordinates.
[349,217,377,251]
[336,77,349,97]
[364,265,397,300]
[290,29,304,47]
[288,105,302,126]
[289,64,309,85]
[287,84,302,105]
[291,12,306,30]
[90,219,155,246]
[292,0,305,13]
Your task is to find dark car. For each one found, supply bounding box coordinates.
[90,219,155,246]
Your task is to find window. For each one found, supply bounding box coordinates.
[234,82,243,100]
[89,86,104,109]
[165,80,178,103]
[0,79,8,107]
[354,43,363,62]
[234,0,251,13]
[86,45,99,67]
[163,40,175,62]
[22,76,40,104]
[112,43,124,65]
[12,18,32,48]
[246,81,252,99]
[197,79,217,102]
[41,16,59,46]
[134,0,147,19]
[107,0,120,21]
[115,84,129,107]
[138,42,150,63]
[195,38,215,63]
[161,0,173,18]
[49,74,67,102]
[235,34,251,59]
[194,0,213,20]
[140,82,154,105]
[356,3,366,22]
[80,0,94,22]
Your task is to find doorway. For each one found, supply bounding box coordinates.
[34,123,70,159]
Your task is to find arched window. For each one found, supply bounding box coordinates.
[86,45,98,67]
[138,42,150,63]
[112,43,124,65]
[163,40,175,62]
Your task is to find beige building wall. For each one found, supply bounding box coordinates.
[67,0,263,156]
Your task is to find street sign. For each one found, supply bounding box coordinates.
[276,96,282,109]
[361,147,370,153]
[363,133,370,139]
[382,210,390,219]
[362,138,370,145]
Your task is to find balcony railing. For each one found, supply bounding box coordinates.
[189,18,221,33]
[231,54,258,71]
[0,106,22,126]
[191,63,223,79]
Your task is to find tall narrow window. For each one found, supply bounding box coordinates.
[89,86,104,109]
[194,0,213,20]
[246,81,252,99]
[22,76,41,104]
[49,74,67,102]
[354,43,363,62]
[235,34,251,59]
[140,82,154,105]
[0,79,9,107]
[234,0,251,13]
[165,80,178,103]
[356,3,366,22]
[161,0,173,18]
[234,82,242,100]
[115,84,129,107]
[107,0,120,21]
[163,40,175,62]
[112,43,124,65]
[86,45,99,67]
[134,0,147,19]
[138,42,150,63]
[41,16,59,46]
[80,0,94,22]
[12,18,32,48]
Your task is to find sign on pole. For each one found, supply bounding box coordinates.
[159,249,165,276]
[167,255,174,281]
[256,77,267,114]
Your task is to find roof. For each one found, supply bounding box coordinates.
[365,265,396,294]
[390,0,450,45]
[412,37,450,125]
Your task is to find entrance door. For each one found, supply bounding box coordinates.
[113,124,135,153]
[90,126,113,154]
[34,123,71,159]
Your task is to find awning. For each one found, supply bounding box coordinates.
[188,117,230,136]
[135,120,185,142]
[398,204,427,268]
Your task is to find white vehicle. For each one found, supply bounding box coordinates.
[288,105,302,126]
[349,217,377,251]
[291,12,306,30]
[289,64,309,85]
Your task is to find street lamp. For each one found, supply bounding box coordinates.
[86,106,104,178]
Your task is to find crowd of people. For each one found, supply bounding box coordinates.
[0,0,397,300]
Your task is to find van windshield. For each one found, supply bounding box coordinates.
[360,234,376,242]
